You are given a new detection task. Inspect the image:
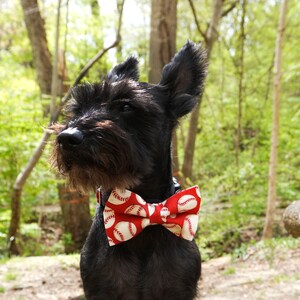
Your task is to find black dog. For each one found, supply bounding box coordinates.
[52,41,207,299]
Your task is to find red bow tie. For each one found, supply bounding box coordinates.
[102,186,202,246]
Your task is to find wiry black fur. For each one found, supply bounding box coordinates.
[51,41,207,300]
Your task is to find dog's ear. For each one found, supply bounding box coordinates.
[159,41,208,118]
[107,56,139,82]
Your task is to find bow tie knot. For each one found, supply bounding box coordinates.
[148,203,170,223]
[102,186,202,246]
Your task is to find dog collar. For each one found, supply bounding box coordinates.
[96,177,182,206]
[102,186,201,246]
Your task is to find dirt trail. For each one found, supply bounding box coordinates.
[0,246,299,300]
[199,247,300,300]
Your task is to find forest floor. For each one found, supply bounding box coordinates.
[0,243,299,300]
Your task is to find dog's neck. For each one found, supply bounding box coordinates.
[131,142,175,203]
[100,144,176,204]
[132,170,175,204]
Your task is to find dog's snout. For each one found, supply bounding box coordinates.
[58,127,84,147]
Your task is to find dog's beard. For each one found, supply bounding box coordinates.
[50,122,152,192]
[66,166,140,192]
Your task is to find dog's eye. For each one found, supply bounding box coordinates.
[121,103,133,112]
[67,120,76,128]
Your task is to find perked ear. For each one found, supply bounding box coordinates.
[106,56,139,82]
[159,41,208,118]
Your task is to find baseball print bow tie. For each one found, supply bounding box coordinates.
[102,186,202,246]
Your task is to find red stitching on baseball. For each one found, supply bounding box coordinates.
[137,206,144,216]
[178,196,195,206]
[114,228,124,241]
[129,223,136,236]
[186,218,195,236]
[112,190,129,202]
[125,205,145,216]
[125,206,134,214]
[104,215,115,225]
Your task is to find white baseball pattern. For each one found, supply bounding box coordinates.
[107,237,115,246]
[103,207,115,228]
[135,194,146,205]
[148,205,155,216]
[104,186,201,246]
[195,186,201,198]
[177,195,198,212]
[141,219,150,228]
[181,215,198,240]
[160,207,170,222]
[113,221,137,242]
[124,205,147,217]
[109,189,132,205]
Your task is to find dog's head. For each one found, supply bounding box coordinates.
[51,41,207,192]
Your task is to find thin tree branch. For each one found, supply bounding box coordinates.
[221,0,239,18]
[235,0,246,168]
[8,2,125,254]
[182,0,224,181]
[187,0,207,42]
[116,0,125,42]
[263,0,289,239]
[50,0,62,121]
[205,92,222,136]
[52,0,125,121]
[63,0,70,55]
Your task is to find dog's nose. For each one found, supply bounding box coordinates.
[58,127,84,146]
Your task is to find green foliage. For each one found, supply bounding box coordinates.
[0,0,299,259]
[222,267,236,276]
[183,0,300,259]
[61,233,74,249]
[19,223,43,256]
[0,210,10,258]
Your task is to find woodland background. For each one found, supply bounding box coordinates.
[0,0,299,274]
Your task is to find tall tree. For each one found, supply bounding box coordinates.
[235,0,247,167]
[148,0,177,83]
[51,0,92,252]
[148,0,179,173]
[263,0,289,239]
[20,0,52,95]
[182,0,225,181]
[8,0,53,255]
[116,0,125,62]
[58,186,91,253]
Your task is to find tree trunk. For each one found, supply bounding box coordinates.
[7,188,22,255]
[235,0,247,167]
[50,0,62,120]
[263,0,289,239]
[181,103,200,182]
[8,0,55,255]
[20,0,52,95]
[90,0,100,17]
[51,1,91,250]
[148,0,179,176]
[116,0,125,62]
[58,184,91,253]
[172,131,180,180]
[182,0,223,181]
[8,131,51,255]
[148,0,177,84]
